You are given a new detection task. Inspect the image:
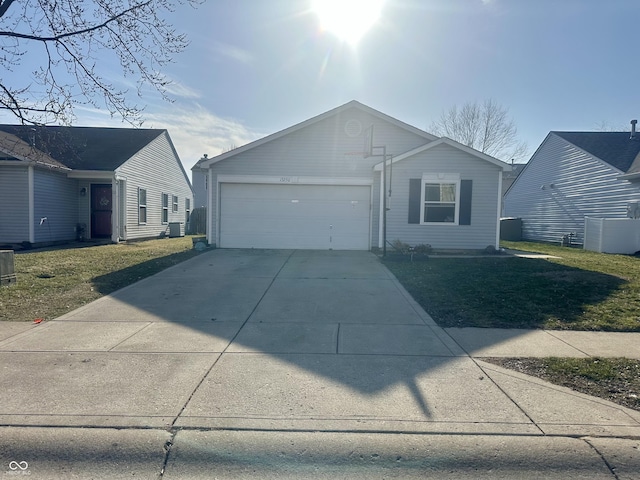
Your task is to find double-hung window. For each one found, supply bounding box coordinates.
[172,195,179,213]
[409,174,472,226]
[421,174,460,224]
[138,188,147,224]
[161,193,169,224]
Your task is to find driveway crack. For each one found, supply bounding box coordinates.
[583,437,620,479]
[168,249,296,428]
[472,358,546,435]
[157,429,177,479]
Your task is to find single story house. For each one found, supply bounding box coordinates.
[503,125,640,245]
[192,100,509,251]
[0,126,193,247]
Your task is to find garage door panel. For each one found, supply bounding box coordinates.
[220,184,370,250]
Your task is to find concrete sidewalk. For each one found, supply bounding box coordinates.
[0,249,639,478]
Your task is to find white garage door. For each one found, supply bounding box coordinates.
[220,183,371,250]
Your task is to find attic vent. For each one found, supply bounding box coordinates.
[344,119,362,137]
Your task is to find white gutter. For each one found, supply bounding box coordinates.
[207,168,214,246]
[495,170,503,248]
[378,171,384,248]
[67,170,115,179]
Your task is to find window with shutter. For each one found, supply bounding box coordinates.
[408,175,472,225]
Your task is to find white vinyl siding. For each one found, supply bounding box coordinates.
[117,131,193,240]
[0,165,79,244]
[191,170,207,208]
[504,133,640,245]
[0,165,30,243]
[388,143,500,249]
[33,169,78,243]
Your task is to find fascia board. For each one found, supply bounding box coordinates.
[67,170,115,179]
[373,138,510,171]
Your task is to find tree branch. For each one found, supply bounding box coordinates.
[0,0,153,42]
[0,0,16,19]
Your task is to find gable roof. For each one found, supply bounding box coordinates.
[553,131,640,173]
[373,137,510,171]
[193,100,438,170]
[0,130,68,170]
[0,125,165,171]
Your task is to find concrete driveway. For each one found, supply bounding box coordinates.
[1,249,639,478]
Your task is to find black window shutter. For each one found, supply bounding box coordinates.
[408,179,421,224]
[459,179,472,225]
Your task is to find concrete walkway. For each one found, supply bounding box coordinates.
[0,249,639,478]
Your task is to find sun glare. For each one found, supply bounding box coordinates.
[312,0,384,45]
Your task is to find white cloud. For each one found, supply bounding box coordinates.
[31,103,265,180]
[0,101,265,181]
[143,104,265,174]
[163,79,202,99]
[213,42,254,65]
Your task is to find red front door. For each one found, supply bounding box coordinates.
[91,184,112,238]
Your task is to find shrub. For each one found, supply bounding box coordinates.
[413,244,432,255]
[391,239,412,255]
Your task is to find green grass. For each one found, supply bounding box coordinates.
[0,237,203,322]
[545,357,618,381]
[484,357,640,411]
[384,241,640,331]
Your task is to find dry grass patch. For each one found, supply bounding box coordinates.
[484,357,640,412]
[0,237,203,322]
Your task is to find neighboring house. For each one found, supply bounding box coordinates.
[0,126,192,247]
[192,100,509,251]
[502,162,526,196]
[503,126,640,245]
[192,154,209,208]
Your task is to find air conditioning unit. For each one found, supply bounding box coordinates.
[0,250,17,286]
[168,222,183,238]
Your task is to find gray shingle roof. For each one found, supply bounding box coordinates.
[0,130,68,169]
[553,131,640,173]
[0,125,165,171]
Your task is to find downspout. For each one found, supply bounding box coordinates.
[112,177,119,243]
[207,168,214,246]
[115,175,127,241]
[495,169,503,248]
[28,165,35,243]
[378,170,384,248]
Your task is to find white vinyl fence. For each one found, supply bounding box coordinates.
[584,217,640,254]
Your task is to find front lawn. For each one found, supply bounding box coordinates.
[384,241,640,331]
[0,237,203,322]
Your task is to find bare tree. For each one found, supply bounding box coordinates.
[594,120,629,132]
[0,0,197,126]
[429,99,528,162]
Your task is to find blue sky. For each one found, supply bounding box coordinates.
[5,0,640,175]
